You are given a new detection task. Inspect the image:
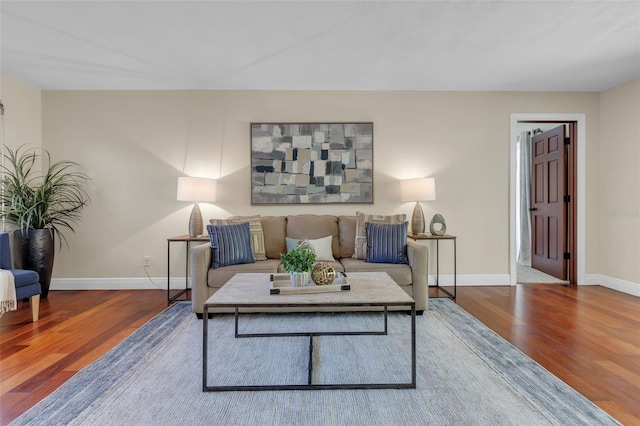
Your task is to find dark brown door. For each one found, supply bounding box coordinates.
[531,125,567,280]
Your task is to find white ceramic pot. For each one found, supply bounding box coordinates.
[290,271,310,287]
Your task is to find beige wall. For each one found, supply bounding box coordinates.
[0,75,42,234]
[38,89,603,281]
[8,73,635,287]
[0,74,42,152]
[599,78,640,286]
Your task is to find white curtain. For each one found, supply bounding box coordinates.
[517,131,532,266]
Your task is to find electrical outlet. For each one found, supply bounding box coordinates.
[143,255,151,268]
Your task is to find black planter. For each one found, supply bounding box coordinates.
[19,229,55,299]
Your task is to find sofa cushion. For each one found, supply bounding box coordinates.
[353,211,407,260]
[339,258,412,286]
[338,215,357,258]
[211,215,266,260]
[10,269,40,288]
[208,259,281,288]
[286,215,340,259]
[207,223,255,269]
[260,216,287,259]
[365,222,409,265]
[286,235,335,262]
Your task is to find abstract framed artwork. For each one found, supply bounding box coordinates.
[250,123,373,204]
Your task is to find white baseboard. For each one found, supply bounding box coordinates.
[428,274,511,286]
[583,274,639,297]
[51,274,638,297]
[50,277,188,291]
[581,274,601,286]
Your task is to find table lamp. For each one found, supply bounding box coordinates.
[177,177,217,237]
[400,177,436,234]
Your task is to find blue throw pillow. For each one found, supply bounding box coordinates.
[365,221,409,264]
[207,222,255,269]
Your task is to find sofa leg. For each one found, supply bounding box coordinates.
[195,313,214,320]
[30,294,40,322]
[406,310,424,316]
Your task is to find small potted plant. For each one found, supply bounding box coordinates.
[280,244,317,286]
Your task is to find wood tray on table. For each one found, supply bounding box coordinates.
[269,273,351,295]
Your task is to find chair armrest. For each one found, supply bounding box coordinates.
[407,240,429,311]
[189,242,212,314]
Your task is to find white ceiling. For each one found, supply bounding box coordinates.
[1,1,639,92]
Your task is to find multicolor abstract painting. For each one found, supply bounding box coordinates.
[251,123,373,204]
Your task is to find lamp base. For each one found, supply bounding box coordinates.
[188,202,203,237]
[411,202,425,234]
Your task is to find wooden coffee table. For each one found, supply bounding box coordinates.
[202,272,416,392]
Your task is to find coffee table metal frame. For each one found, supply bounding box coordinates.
[203,298,416,392]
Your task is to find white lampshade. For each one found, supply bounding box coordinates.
[177,177,217,202]
[400,177,436,202]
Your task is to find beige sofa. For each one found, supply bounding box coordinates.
[189,214,429,317]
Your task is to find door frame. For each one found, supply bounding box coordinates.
[509,113,586,286]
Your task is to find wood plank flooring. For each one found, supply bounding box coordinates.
[455,284,640,425]
[0,290,168,424]
[1,285,638,424]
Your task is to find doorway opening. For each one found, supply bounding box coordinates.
[509,114,586,286]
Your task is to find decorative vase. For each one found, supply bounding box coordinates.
[429,213,447,236]
[297,238,315,253]
[19,229,55,299]
[290,271,311,287]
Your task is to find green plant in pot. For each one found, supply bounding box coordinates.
[1,145,90,298]
[279,244,317,287]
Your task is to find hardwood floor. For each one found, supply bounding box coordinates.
[1,285,638,424]
[455,284,640,425]
[0,290,168,424]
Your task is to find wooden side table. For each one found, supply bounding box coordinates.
[408,233,457,299]
[167,235,209,303]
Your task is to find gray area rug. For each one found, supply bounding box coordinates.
[12,300,618,425]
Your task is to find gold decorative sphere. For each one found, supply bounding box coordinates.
[311,262,336,285]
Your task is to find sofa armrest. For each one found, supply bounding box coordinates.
[407,240,429,311]
[190,242,212,314]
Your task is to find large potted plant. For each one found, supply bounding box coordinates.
[1,145,90,298]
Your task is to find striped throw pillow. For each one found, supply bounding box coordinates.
[364,221,409,264]
[210,215,267,260]
[207,222,255,269]
[353,212,407,260]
